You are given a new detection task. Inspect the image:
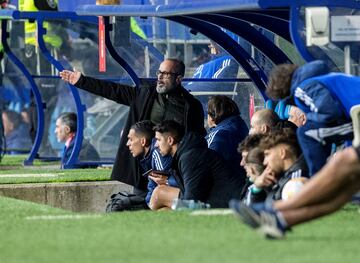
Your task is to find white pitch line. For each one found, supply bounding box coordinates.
[190,209,233,216]
[0,173,63,178]
[25,214,103,220]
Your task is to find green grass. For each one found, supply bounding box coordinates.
[0,154,59,166]
[0,155,111,184]
[0,196,359,263]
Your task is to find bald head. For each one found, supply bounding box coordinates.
[249,109,279,135]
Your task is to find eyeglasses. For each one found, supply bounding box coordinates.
[156,70,179,79]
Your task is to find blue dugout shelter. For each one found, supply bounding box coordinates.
[0,0,359,168]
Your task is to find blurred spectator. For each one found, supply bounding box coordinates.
[2,110,32,154]
[241,147,267,205]
[55,112,99,168]
[186,41,239,114]
[238,133,263,170]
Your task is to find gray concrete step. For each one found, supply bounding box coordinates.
[0,181,133,213]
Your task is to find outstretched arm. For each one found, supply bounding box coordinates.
[59,69,139,106]
[59,69,82,85]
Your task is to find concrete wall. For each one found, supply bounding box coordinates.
[0,181,133,213]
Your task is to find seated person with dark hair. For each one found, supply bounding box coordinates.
[237,134,264,201]
[206,95,248,168]
[245,128,309,204]
[242,147,267,205]
[238,134,263,169]
[2,110,32,154]
[151,120,245,209]
[55,112,99,168]
[126,120,175,206]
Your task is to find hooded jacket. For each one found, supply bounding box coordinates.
[173,132,245,208]
[75,76,205,190]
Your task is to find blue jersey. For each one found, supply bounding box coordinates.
[186,54,238,92]
[290,60,360,123]
[140,139,176,205]
[206,115,248,164]
[298,73,360,118]
[192,55,235,80]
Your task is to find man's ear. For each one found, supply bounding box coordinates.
[167,135,175,146]
[279,146,287,160]
[261,124,269,134]
[140,137,147,147]
[176,75,183,85]
[64,125,71,134]
[301,113,307,126]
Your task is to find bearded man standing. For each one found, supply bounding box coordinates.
[60,58,205,193]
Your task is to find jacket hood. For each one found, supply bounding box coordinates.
[176,132,207,158]
[291,60,330,91]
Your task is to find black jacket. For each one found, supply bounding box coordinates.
[266,155,309,203]
[173,133,245,208]
[75,76,205,190]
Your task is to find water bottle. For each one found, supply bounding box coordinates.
[171,198,210,210]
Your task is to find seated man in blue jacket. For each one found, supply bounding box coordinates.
[55,112,99,168]
[125,120,176,207]
[206,95,248,176]
[151,120,246,209]
[266,60,360,175]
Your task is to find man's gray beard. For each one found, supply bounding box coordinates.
[156,85,167,94]
[156,84,176,94]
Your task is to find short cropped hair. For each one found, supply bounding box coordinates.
[253,109,280,129]
[154,120,185,144]
[259,128,301,157]
[166,58,185,77]
[131,120,155,146]
[266,64,299,100]
[207,95,240,124]
[58,112,77,133]
[238,134,263,153]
